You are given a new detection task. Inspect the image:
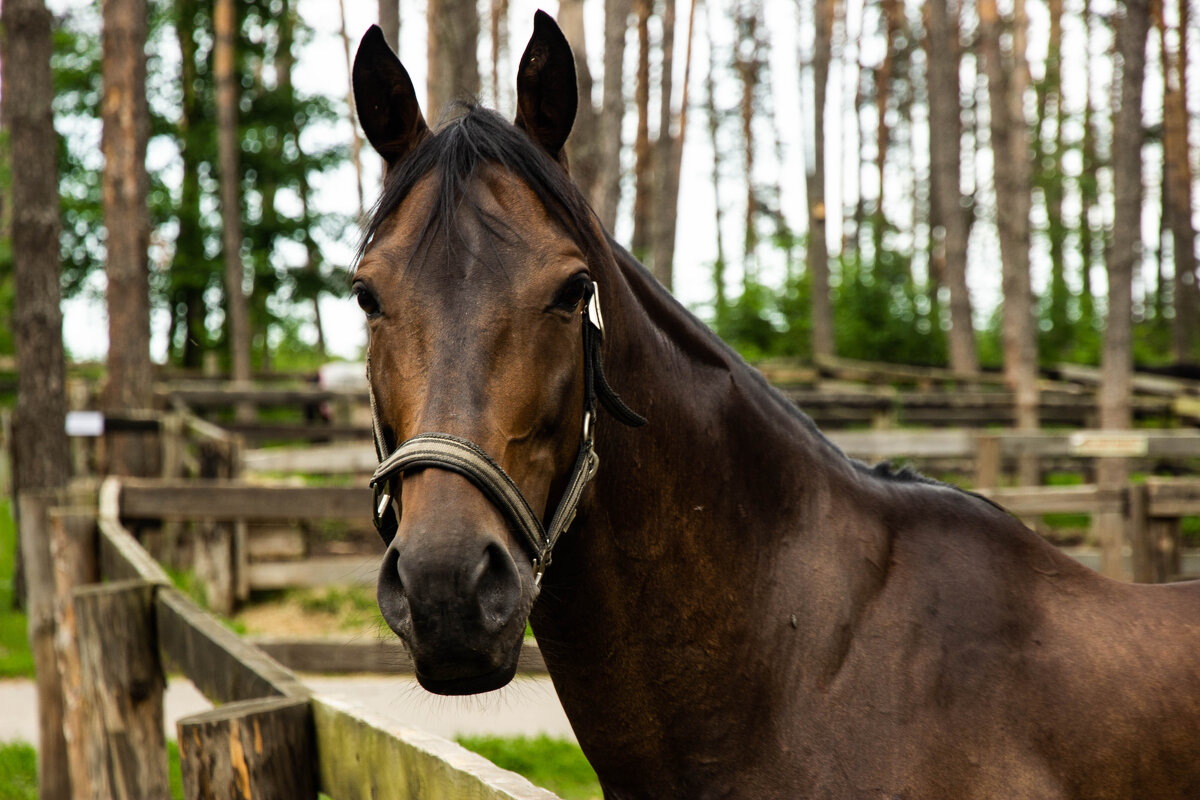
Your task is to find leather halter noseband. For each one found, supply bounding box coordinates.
[368,283,645,582]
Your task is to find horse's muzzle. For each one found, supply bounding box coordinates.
[378,533,527,695]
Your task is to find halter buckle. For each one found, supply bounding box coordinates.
[586,282,605,338]
[582,410,594,444]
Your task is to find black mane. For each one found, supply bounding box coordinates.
[356,103,607,272]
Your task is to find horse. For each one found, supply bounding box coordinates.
[351,14,1200,799]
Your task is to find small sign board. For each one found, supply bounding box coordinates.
[65,411,105,437]
[1068,431,1149,458]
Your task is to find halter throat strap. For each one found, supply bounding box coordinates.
[368,282,645,579]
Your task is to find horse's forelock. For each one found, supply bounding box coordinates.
[355,104,604,276]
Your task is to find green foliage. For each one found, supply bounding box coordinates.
[0,500,34,679]
[49,0,350,369]
[0,741,38,800]
[456,735,602,800]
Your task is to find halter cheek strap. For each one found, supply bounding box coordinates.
[368,282,645,581]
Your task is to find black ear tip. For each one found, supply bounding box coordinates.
[533,9,563,37]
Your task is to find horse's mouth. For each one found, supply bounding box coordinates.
[412,641,523,695]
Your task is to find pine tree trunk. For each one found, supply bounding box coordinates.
[1162,0,1198,360]
[215,0,252,397]
[630,0,653,261]
[490,0,510,107]
[339,0,366,215]
[1096,0,1148,580]
[174,0,207,368]
[595,0,631,229]
[427,0,480,124]
[735,0,763,265]
[102,0,154,475]
[807,0,836,360]
[2,0,72,497]
[378,0,400,51]
[649,0,694,291]
[925,0,977,373]
[979,0,1038,436]
[705,0,728,328]
[560,0,602,201]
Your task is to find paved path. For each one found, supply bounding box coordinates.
[0,674,575,748]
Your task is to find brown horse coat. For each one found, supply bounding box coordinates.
[351,15,1200,799]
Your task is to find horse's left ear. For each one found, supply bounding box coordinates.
[515,11,577,164]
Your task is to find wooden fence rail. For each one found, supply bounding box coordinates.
[20,478,565,800]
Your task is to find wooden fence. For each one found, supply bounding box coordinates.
[18,479,563,800]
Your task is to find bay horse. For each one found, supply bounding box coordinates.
[352,14,1200,799]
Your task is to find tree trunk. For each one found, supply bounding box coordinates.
[735,0,764,265]
[806,0,836,360]
[173,0,208,369]
[979,0,1038,438]
[490,0,510,108]
[925,0,977,373]
[595,0,631,229]
[705,0,729,328]
[650,0,695,291]
[1034,0,1069,361]
[2,0,72,497]
[427,0,480,124]
[338,0,367,217]
[560,0,602,202]
[378,0,399,52]
[1161,0,1198,361]
[215,0,252,400]
[102,0,154,476]
[630,0,653,261]
[1097,0,1148,580]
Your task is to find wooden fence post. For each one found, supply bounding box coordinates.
[177,696,317,799]
[74,579,171,799]
[974,434,1001,490]
[1127,484,1153,583]
[48,506,100,798]
[17,490,72,800]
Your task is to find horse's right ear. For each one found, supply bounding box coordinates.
[353,25,429,169]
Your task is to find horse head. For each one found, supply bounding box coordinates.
[351,13,639,695]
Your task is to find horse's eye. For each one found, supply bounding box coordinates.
[551,274,590,313]
[353,282,382,318]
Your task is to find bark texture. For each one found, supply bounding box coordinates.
[427,0,481,124]
[979,0,1038,432]
[215,0,252,391]
[925,0,977,373]
[2,0,72,496]
[101,0,154,476]
[806,0,836,359]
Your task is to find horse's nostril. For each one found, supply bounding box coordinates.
[377,544,412,636]
[474,541,521,635]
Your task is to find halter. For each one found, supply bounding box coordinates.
[368,282,646,582]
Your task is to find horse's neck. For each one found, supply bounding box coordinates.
[532,250,891,785]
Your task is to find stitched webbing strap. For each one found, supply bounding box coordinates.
[370,432,599,571]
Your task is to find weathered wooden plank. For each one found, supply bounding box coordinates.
[1144,478,1200,517]
[246,526,307,560]
[163,381,368,409]
[826,429,973,459]
[156,587,309,704]
[17,490,72,800]
[977,485,1123,516]
[98,479,173,586]
[48,507,99,796]
[222,421,372,445]
[119,479,370,522]
[247,555,379,590]
[250,637,549,675]
[312,696,563,800]
[177,696,317,800]
[74,580,171,799]
[243,442,376,475]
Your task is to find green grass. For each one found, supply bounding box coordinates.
[0,741,37,800]
[0,739,185,798]
[0,499,33,678]
[456,735,601,800]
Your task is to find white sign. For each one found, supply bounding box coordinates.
[65,411,105,437]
